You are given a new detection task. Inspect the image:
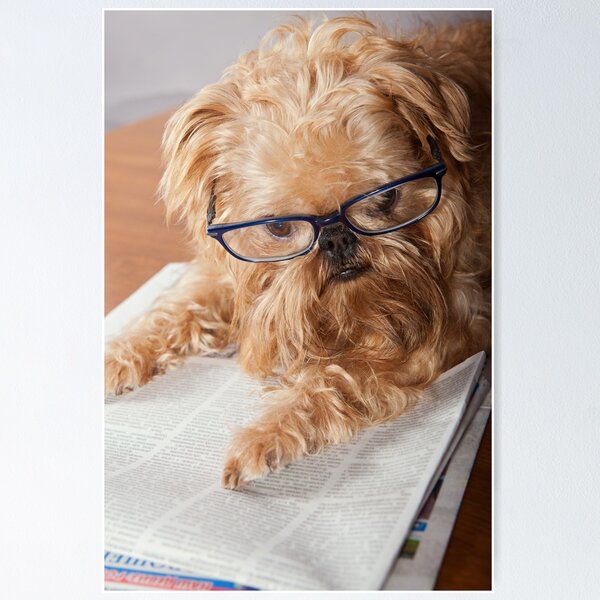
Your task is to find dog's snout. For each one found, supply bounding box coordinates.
[318,223,358,259]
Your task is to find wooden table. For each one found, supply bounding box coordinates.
[105,111,492,591]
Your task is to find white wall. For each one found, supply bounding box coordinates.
[104,10,490,130]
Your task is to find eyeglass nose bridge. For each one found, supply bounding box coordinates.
[314,211,343,229]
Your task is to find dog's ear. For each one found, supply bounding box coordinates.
[363,50,473,163]
[159,83,239,241]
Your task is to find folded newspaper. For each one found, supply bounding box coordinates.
[105,263,490,591]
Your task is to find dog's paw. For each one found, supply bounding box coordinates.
[221,427,291,490]
[105,341,157,396]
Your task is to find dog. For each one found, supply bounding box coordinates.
[105,16,491,489]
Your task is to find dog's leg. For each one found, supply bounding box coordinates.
[222,364,420,489]
[105,262,233,395]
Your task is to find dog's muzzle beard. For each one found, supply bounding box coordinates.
[319,223,370,282]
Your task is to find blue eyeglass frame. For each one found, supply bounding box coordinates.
[206,136,447,263]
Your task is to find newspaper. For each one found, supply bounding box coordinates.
[104,550,256,591]
[384,386,491,589]
[105,264,486,591]
[104,389,490,592]
[104,390,491,591]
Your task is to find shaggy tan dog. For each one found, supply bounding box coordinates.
[105,16,491,489]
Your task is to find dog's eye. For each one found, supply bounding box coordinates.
[377,189,399,212]
[266,222,293,238]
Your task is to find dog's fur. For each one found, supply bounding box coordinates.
[105,17,491,489]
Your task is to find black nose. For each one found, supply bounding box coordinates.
[318,223,358,260]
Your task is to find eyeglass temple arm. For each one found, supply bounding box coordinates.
[427,135,442,162]
[207,186,216,226]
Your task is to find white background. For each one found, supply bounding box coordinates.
[1,1,599,599]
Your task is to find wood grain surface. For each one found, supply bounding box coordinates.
[105,112,190,313]
[105,111,492,591]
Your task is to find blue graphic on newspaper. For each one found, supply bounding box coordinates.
[104,551,257,590]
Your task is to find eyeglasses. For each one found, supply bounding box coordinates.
[206,136,447,263]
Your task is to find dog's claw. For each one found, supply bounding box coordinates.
[222,458,244,490]
[221,428,291,489]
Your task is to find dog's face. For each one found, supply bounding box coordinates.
[160,18,478,378]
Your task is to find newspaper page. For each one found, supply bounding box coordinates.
[104,385,491,592]
[105,264,485,591]
[384,386,491,590]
